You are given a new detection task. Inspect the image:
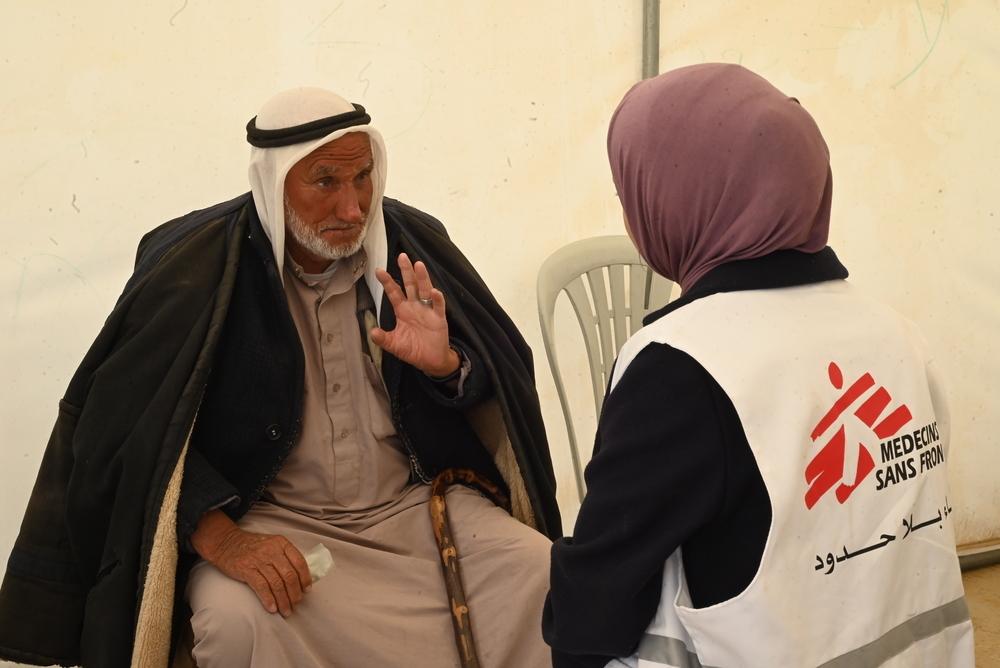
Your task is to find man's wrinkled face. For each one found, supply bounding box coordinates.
[283,132,374,269]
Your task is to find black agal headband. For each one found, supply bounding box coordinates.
[245,103,371,148]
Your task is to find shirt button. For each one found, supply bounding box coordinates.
[332,383,341,392]
[265,424,282,441]
[326,333,335,343]
[340,428,350,439]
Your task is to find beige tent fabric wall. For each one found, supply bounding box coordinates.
[658,0,999,546]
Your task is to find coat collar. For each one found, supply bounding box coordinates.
[643,247,849,326]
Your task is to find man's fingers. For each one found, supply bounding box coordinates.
[273,539,304,603]
[414,261,435,300]
[284,544,313,592]
[278,561,304,606]
[246,569,278,614]
[375,268,405,307]
[430,288,446,316]
[261,563,293,617]
[369,327,388,348]
[398,253,418,300]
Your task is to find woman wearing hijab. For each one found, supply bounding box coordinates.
[542,64,973,668]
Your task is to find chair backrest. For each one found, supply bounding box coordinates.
[537,236,674,500]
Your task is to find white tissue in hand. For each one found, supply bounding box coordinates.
[303,544,334,582]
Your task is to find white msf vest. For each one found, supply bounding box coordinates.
[609,280,973,668]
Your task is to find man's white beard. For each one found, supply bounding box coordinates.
[284,196,369,262]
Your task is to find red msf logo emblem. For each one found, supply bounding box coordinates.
[805,362,913,509]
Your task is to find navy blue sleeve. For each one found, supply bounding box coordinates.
[418,337,492,409]
[177,448,240,552]
[543,343,729,667]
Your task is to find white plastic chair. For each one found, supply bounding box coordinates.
[537,236,675,501]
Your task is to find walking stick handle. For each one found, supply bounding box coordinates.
[429,469,511,668]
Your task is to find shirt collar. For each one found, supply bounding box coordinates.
[286,248,367,292]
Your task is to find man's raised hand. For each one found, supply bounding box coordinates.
[370,252,460,378]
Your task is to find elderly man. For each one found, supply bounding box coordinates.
[0,88,559,668]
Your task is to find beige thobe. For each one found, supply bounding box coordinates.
[186,252,552,668]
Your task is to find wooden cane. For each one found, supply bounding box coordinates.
[429,469,511,668]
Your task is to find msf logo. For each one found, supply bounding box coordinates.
[804,362,913,509]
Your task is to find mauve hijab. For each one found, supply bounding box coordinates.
[608,63,833,292]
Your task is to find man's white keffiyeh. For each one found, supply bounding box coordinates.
[247,87,389,314]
